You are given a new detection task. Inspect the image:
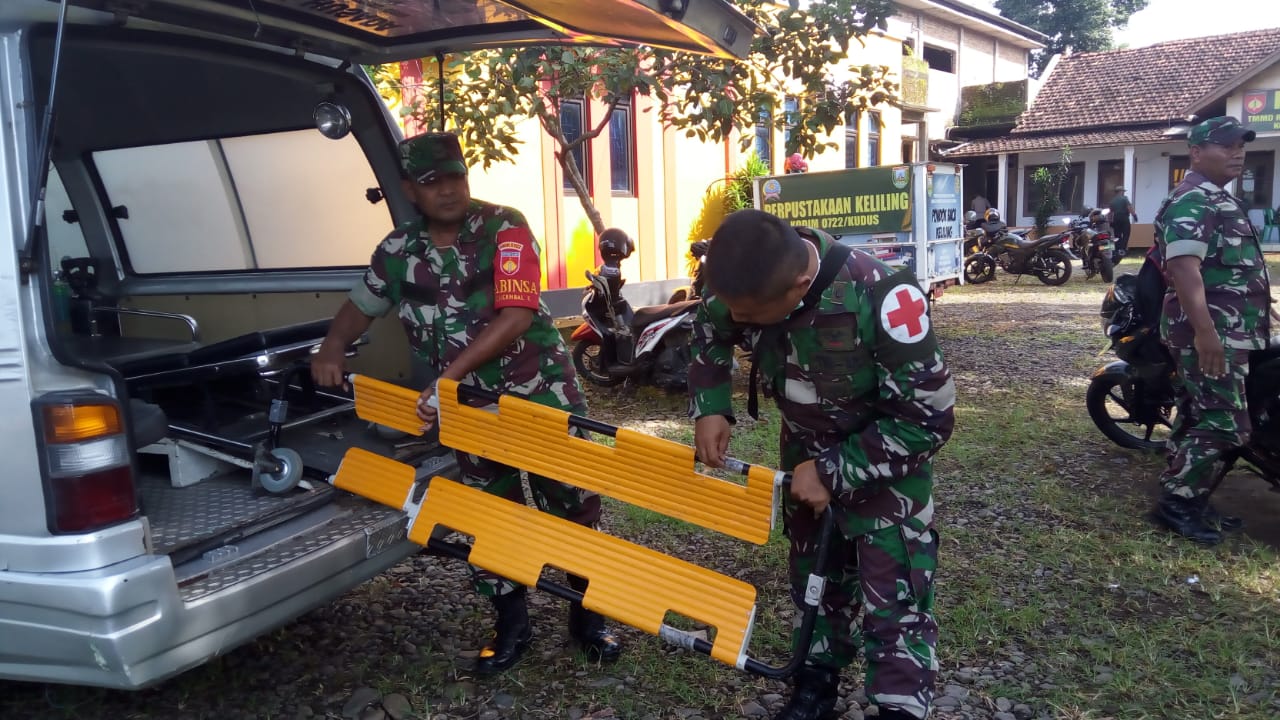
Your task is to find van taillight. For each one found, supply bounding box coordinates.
[39,400,137,533]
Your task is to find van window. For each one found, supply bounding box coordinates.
[44,167,90,269]
[93,130,390,274]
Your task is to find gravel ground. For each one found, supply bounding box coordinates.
[4,265,1277,720]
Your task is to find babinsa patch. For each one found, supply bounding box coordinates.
[498,241,522,275]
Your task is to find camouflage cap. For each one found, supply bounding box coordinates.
[399,132,468,183]
[1187,116,1256,146]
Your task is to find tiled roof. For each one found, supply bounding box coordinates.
[944,127,1174,157]
[1016,27,1280,134]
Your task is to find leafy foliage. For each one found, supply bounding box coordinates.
[390,0,899,234]
[956,80,1028,127]
[724,152,772,214]
[1032,146,1074,235]
[995,0,1150,76]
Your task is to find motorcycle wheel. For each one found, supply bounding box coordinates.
[964,254,996,284]
[1036,248,1073,286]
[1085,371,1174,452]
[572,339,623,387]
[1097,255,1114,283]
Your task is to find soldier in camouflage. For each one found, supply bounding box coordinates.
[311,131,621,672]
[689,210,955,720]
[1152,116,1279,545]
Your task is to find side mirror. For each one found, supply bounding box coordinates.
[313,101,352,140]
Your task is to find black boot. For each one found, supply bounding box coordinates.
[566,575,622,663]
[876,707,922,720]
[775,665,840,720]
[1201,501,1244,532]
[474,587,532,675]
[1154,495,1222,545]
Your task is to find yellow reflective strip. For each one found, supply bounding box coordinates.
[333,447,416,509]
[409,477,756,666]
[350,374,424,436]
[434,378,774,544]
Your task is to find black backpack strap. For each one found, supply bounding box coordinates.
[747,242,853,420]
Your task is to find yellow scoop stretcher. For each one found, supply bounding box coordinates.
[333,375,834,677]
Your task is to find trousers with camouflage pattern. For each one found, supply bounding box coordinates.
[785,492,939,719]
[1160,348,1252,498]
[454,431,601,598]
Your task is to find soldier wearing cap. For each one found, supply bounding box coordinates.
[1108,185,1137,262]
[689,210,955,720]
[1151,116,1279,544]
[311,131,622,671]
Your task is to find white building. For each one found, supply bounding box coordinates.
[944,27,1280,249]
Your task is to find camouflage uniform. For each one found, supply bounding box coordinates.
[689,227,956,720]
[1155,169,1272,498]
[350,139,599,597]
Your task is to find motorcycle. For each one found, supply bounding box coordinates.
[1087,279,1280,490]
[1063,209,1115,283]
[570,230,699,391]
[963,214,1073,286]
[963,208,1008,258]
[666,239,710,304]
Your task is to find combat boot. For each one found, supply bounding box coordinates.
[876,706,924,720]
[1153,495,1222,546]
[774,665,840,720]
[566,575,622,662]
[474,587,532,675]
[1201,500,1243,532]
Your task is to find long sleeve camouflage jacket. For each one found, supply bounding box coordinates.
[689,228,956,534]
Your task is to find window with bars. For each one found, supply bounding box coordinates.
[560,97,589,192]
[845,111,860,168]
[609,97,635,195]
[868,111,881,166]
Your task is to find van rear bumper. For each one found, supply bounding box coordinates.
[0,499,416,689]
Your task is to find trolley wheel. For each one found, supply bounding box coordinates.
[258,447,304,494]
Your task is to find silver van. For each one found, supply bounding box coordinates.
[0,0,752,689]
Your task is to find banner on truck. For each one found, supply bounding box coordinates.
[757,166,912,235]
[925,166,963,276]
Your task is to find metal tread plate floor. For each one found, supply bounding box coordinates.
[140,475,335,556]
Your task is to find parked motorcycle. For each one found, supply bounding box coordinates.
[963,208,1008,258]
[963,211,1073,285]
[666,239,710,304]
[1087,277,1280,490]
[570,230,699,391]
[1064,209,1115,283]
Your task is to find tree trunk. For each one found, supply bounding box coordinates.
[536,97,625,238]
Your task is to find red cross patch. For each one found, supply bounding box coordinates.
[880,283,930,343]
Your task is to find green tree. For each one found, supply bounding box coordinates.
[395,0,899,234]
[995,0,1149,76]
[1031,146,1074,236]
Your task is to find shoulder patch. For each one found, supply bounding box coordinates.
[871,269,938,366]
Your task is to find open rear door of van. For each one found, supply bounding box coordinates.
[65,0,757,60]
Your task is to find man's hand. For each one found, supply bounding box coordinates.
[694,415,731,468]
[789,460,830,517]
[310,345,348,389]
[417,384,439,431]
[1194,330,1226,379]
[1270,303,1280,324]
